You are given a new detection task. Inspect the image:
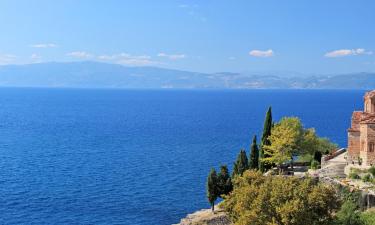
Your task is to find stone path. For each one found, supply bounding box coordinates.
[319,152,347,178]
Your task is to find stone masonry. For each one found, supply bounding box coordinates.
[347,90,375,167]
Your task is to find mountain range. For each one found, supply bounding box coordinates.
[0,61,374,89]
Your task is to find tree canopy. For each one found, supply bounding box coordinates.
[217,165,232,196]
[262,117,303,169]
[232,149,249,177]
[262,117,337,171]
[207,168,219,211]
[222,170,340,225]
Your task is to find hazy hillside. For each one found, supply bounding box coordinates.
[0,62,374,89]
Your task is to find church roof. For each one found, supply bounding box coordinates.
[350,111,363,131]
[360,112,375,124]
[352,111,363,121]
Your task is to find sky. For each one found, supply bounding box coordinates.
[0,0,375,74]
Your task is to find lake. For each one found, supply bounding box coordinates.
[0,88,364,224]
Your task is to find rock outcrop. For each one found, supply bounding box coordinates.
[175,206,231,225]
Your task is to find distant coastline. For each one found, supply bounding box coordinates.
[0,61,375,89]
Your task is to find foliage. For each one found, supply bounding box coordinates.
[259,106,272,172]
[349,172,360,180]
[206,168,219,211]
[335,199,363,225]
[262,117,304,171]
[222,170,340,225]
[262,117,337,172]
[316,137,338,154]
[301,128,337,162]
[361,174,372,183]
[232,149,249,177]
[217,165,232,196]
[310,159,319,170]
[337,186,363,210]
[368,166,375,177]
[249,135,259,170]
[360,210,375,225]
[261,107,273,146]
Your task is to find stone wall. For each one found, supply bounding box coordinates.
[360,124,375,166]
[348,131,360,162]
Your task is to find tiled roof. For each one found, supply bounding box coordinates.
[352,111,363,121]
[350,111,363,131]
[360,116,375,124]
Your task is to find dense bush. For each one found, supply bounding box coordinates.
[221,170,340,225]
[360,210,375,225]
[349,172,360,180]
[368,166,375,177]
[362,174,372,183]
[335,200,363,225]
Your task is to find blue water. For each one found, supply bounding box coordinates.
[0,88,364,224]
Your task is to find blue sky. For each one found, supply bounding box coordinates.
[0,0,375,74]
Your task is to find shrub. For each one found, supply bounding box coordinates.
[368,166,375,177]
[361,210,375,225]
[335,199,363,225]
[310,160,319,170]
[349,172,360,180]
[362,174,372,183]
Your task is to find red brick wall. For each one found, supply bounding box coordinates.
[348,130,360,162]
[361,124,375,166]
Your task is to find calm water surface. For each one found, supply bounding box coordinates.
[0,88,364,224]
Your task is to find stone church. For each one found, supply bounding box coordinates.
[348,90,375,167]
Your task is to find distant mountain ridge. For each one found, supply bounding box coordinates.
[0,61,374,89]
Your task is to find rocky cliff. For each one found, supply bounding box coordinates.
[175,206,231,225]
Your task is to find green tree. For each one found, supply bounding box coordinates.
[249,135,259,169]
[222,170,340,225]
[207,168,219,212]
[301,128,337,163]
[262,117,337,173]
[259,106,272,172]
[232,149,249,177]
[217,165,232,196]
[263,117,304,172]
[261,106,273,146]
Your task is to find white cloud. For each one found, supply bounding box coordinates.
[249,49,274,58]
[228,56,236,60]
[178,4,198,8]
[98,53,158,66]
[0,54,16,65]
[157,53,186,60]
[31,53,40,59]
[67,51,93,59]
[324,48,373,58]
[30,43,57,48]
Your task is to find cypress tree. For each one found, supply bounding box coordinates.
[259,106,272,172]
[217,165,232,196]
[207,168,219,212]
[232,149,249,176]
[249,135,259,169]
[261,107,272,145]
